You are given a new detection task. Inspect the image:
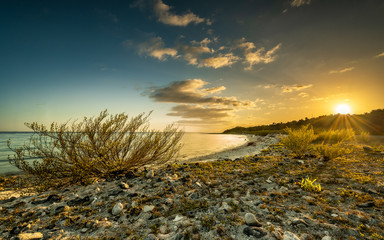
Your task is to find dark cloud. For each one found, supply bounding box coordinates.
[167,104,232,119]
[149,79,252,107]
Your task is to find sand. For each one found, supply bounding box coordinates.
[183,134,281,163]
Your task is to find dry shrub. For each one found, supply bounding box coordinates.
[314,142,353,161]
[281,124,316,158]
[315,129,356,143]
[8,110,183,187]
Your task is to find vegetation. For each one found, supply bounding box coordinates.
[314,143,353,161]
[280,124,316,157]
[300,177,322,192]
[7,110,183,188]
[223,109,384,135]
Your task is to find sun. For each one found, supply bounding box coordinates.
[335,104,352,114]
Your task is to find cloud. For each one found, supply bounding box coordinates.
[281,84,313,93]
[290,0,311,7]
[167,104,233,119]
[179,42,213,65]
[137,37,178,61]
[203,86,226,94]
[149,79,252,107]
[239,40,282,70]
[199,53,239,69]
[153,0,207,26]
[329,67,355,74]
[375,51,384,58]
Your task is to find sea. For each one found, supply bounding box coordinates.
[0,132,247,175]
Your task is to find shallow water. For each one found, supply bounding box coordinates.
[0,132,247,175]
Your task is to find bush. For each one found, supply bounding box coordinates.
[8,110,184,187]
[280,124,316,158]
[314,143,352,161]
[357,131,370,144]
[315,129,356,143]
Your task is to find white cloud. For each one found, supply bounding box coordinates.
[329,67,355,74]
[239,40,282,70]
[375,51,384,58]
[138,37,178,61]
[199,53,239,69]
[290,0,311,7]
[281,84,313,93]
[153,0,207,26]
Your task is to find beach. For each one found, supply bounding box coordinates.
[1,135,384,239]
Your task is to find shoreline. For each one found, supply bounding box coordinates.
[183,134,281,163]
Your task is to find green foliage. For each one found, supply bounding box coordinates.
[281,124,316,157]
[314,142,352,160]
[301,177,322,192]
[8,110,184,187]
[201,215,216,230]
[315,129,356,143]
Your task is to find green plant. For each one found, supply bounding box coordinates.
[8,110,184,187]
[300,177,322,192]
[314,142,352,160]
[315,129,356,143]
[201,215,216,230]
[280,124,316,157]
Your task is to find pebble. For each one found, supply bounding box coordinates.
[143,205,155,213]
[146,170,154,178]
[243,226,267,238]
[17,232,44,240]
[245,213,262,227]
[283,231,301,240]
[119,182,129,189]
[112,202,124,215]
[322,236,332,240]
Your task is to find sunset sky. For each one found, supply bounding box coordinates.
[1,0,384,132]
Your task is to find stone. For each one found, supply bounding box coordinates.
[283,231,301,240]
[244,213,262,227]
[119,182,129,189]
[144,233,158,240]
[357,202,375,208]
[322,236,332,240]
[291,218,308,227]
[363,146,373,152]
[17,232,44,240]
[173,215,184,222]
[220,202,232,212]
[243,227,267,238]
[146,169,154,178]
[112,202,124,215]
[159,225,168,234]
[81,228,88,233]
[67,196,91,206]
[143,205,155,213]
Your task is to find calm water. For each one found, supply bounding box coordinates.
[0,132,247,175]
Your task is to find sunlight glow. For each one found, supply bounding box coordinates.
[335,104,351,114]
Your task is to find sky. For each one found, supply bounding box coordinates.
[1,0,383,132]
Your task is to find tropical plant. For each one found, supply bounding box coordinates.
[8,110,184,187]
[280,124,316,158]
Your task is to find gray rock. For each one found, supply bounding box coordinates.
[112,202,124,215]
[357,202,375,208]
[243,226,267,238]
[322,236,332,240]
[144,233,158,240]
[143,205,155,213]
[245,213,262,227]
[17,232,44,240]
[146,169,154,178]
[283,231,301,240]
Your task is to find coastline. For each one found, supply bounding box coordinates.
[184,134,281,163]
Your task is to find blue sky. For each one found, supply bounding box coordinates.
[1,0,384,132]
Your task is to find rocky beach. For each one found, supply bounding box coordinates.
[1,135,384,240]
